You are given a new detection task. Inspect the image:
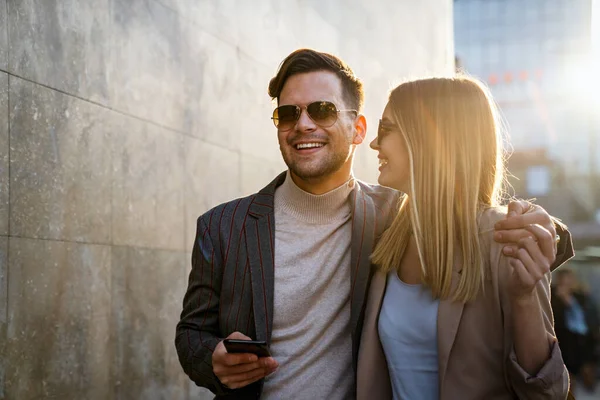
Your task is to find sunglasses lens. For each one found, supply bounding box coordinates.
[307,101,338,127]
[273,105,299,130]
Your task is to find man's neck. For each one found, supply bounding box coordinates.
[290,169,353,195]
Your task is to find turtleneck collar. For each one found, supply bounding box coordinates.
[274,171,355,224]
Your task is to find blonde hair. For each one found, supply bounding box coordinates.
[371,76,507,302]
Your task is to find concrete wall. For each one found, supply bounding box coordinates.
[0,1,453,399]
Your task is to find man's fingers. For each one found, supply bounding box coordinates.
[221,367,270,389]
[524,224,555,263]
[222,353,259,366]
[212,341,229,363]
[218,361,263,375]
[214,333,277,390]
[213,354,259,379]
[219,356,277,375]
[213,343,258,366]
[507,200,530,217]
[260,357,279,369]
[227,331,252,340]
[496,223,557,261]
[213,341,258,376]
[225,367,266,384]
[495,213,529,230]
[495,213,554,233]
[214,332,257,366]
[494,228,532,244]
[496,205,557,238]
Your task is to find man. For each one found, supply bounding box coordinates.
[552,268,598,393]
[175,49,574,399]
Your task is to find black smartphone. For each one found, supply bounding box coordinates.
[223,339,271,358]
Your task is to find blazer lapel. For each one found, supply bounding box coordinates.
[349,185,377,337]
[245,215,275,342]
[437,260,465,390]
[245,172,285,343]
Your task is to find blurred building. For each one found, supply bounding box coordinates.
[454,0,600,252]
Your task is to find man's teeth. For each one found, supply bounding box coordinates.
[379,159,388,166]
[296,143,325,149]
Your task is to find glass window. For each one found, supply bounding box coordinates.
[488,0,501,17]
[526,166,551,196]
[525,4,538,21]
[487,43,502,68]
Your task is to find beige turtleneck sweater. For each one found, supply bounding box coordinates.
[261,172,355,400]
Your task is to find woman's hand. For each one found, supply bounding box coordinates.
[508,224,556,301]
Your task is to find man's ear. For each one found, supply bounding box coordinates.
[352,114,367,145]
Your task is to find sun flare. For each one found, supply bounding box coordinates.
[590,0,600,102]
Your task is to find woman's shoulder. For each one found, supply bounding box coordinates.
[478,205,508,233]
[477,206,510,281]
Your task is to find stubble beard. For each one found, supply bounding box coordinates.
[281,123,355,181]
[282,140,353,181]
[287,151,348,180]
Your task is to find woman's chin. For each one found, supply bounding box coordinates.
[377,175,404,192]
[377,175,392,189]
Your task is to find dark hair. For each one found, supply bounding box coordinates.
[555,268,574,279]
[268,48,364,112]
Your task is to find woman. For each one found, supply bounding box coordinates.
[357,76,569,399]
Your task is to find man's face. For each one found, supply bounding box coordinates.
[557,272,576,292]
[276,71,358,181]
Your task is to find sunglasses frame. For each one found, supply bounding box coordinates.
[271,101,357,131]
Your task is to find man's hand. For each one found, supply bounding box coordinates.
[494,200,558,258]
[213,332,279,390]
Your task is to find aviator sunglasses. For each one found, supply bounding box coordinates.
[271,101,357,131]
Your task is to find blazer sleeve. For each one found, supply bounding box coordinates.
[550,218,575,271]
[499,254,569,399]
[175,215,232,396]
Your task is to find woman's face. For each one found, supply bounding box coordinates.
[370,102,410,193]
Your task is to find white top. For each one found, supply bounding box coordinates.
[378,271,440,400]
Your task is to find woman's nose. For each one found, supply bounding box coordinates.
[369,137,379,150]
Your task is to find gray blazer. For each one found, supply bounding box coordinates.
[175,172,400,399]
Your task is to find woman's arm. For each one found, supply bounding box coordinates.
[508,227,556,374]
[502,224,569,399]
[510,279,554,375]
